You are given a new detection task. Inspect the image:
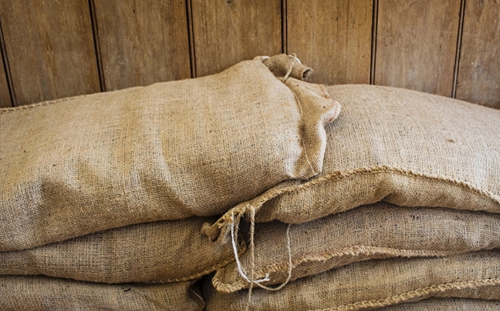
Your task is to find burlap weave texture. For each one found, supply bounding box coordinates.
[207,84,500,241]
[0,55,340,251]
[0,275,204,311]
[213,203,500,292]
[0,217,244,283]
[205,251,500,311]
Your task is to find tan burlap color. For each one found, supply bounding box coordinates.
[0,54,341,251]
[376,298,500,310]
[206,85,500,241]
[0,217,244,283]
[213,203,500,292]
[0,276,204,311]
[205,251,500,311]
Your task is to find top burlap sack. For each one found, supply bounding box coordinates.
[205,84,500,241]
[0,54,341,251]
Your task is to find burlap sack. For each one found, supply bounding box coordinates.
[212,203,500,292]
[204,251,500,311]
[205,84,500,241]
[0,54,341,251]
[377,299,500,310]
[0,276,204,311]
[0,216,244,283]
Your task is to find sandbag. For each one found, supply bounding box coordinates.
[212,203,500,292]
[0,276,204,311]
[205,251,500,311]
[206,84,500,241]
[0,54,341,251]
[0,217,244,283]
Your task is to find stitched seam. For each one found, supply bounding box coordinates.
[213,165,500,229]
[213,245,472,292]
[0,96,83,113]
[313,277,500,311]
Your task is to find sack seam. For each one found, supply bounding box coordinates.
[268,165,500,220]
[312,277,500,311]
[0,96,82,113]
[212,165,499,232]
[213,245,472,292]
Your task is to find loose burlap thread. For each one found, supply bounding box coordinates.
[213,203,500,293]
[204,84,500,244]
[0,54,341,251]
[204,250,500,311]
[0,217,245,284]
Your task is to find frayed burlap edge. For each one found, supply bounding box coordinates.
[203,165,500,242]
[0,95,84,113]
[212,245,476,293]
[314,277,500,311]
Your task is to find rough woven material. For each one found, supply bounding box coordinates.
[0,217,244,283]
[0,276,204,311]
[212,203,500,292]
[376,299,500,310]
[204,251,500,311]
[207,84,500,240]
[0,54,341,251]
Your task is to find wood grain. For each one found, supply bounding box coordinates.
[456,0,500,108]
[287,0,373,85]
[0,52,11,108]
[93,0,191,91]
[191,0,282,77]
[0,0,100,106]
[375,0,461,96]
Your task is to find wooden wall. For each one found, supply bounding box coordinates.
[0,0,498,108]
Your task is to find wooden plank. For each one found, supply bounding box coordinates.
[191,0,282,77]
[287,0,373,85]
[0,52,11,108]
[0,0,100,106]
[375,0,461,96]
[93,0,191,91]
[456,0,500,108]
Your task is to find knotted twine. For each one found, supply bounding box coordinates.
[202,54,308,310]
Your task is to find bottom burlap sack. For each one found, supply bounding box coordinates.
[377,298,500,310]
[0,275,204,311]
[213,203,500,292]
[204,250,500,311]
[0,217,244,283]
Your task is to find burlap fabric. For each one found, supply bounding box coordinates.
[0,276,204,311]
[377,299,500,310]
[204,250,500,311]
[212,203,500,292]
[0,216,244,283]
[0,54,341,251]
[206,84,500,241]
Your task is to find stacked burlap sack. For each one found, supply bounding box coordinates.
[202,84,500,310]
[0,55,341,310]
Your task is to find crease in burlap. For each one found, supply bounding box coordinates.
[0,217,245,284]
[0,54,341,251]
[204,250,500,311]
[0,275,204,311]
[212,203,500,292]
[205,84,500,243]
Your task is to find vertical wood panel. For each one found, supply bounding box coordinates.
[287,0,373,85]
[191,0,282,77]
[456,0,500,108]
[0,52,11,107]
[0,0,100,106]
[375,0,460,96]
[93,0,191,91]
